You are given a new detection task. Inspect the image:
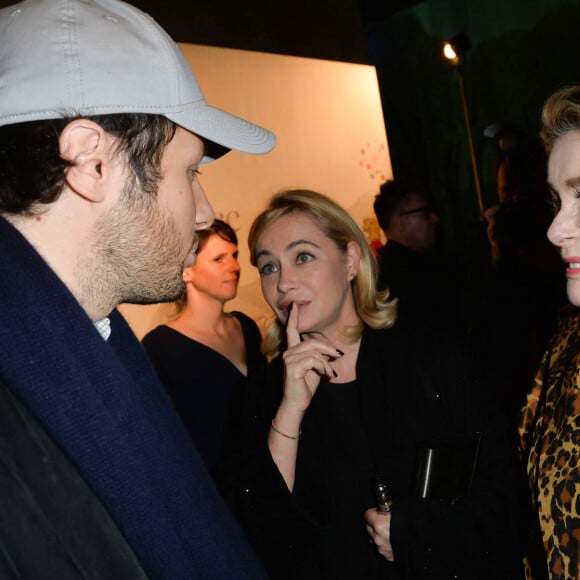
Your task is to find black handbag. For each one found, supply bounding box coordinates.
[414,432,482,501]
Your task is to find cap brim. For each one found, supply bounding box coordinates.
[166,101,276,163]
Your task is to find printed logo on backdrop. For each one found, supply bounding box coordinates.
[359,141,389,182]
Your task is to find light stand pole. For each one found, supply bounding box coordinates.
[443,36,484,219]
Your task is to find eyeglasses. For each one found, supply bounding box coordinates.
[398,205,435,218]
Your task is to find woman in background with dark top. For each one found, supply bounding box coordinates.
[142,219,266,473]
[220,189,524,579]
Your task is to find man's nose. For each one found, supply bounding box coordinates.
[193,183,214,231]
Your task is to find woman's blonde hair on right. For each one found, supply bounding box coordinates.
[541,84,580,154]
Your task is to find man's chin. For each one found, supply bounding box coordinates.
[124,283,185,306]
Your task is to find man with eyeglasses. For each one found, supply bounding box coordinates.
[373,179,464,334]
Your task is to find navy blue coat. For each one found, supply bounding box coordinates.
[0,217,267,579]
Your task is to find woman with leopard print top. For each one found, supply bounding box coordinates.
[519,85,580,580]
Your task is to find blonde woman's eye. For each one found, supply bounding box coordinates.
[259,263,277,275]
[297,252,313,264]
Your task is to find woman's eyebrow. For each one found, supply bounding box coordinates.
[565,175,580,189]
[254,249,272,261]
[286,239,320,251]
[549,175,580,192]
[256,239,320,261]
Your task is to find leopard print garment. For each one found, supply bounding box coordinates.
[519,306,580,580]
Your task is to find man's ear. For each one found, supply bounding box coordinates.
[59,120,111,202]
[182,265,194,282]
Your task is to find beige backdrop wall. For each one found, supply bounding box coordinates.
[119,43,392,339]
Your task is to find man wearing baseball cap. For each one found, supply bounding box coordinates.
[0,0,274,577]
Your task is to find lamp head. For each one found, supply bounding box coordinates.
[443,42,459,65]
[443,33,471,67]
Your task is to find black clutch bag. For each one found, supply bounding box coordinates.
[415,433,482,500]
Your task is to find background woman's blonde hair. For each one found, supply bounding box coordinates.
[541,84,580,154]
[248,189,396,358]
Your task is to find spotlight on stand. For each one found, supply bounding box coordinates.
[443,34,471,67]
[443,34,483,218]
[442,42,458,65]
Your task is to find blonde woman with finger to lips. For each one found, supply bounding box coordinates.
[219,189,524,580]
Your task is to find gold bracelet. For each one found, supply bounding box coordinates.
[270,419,301,440]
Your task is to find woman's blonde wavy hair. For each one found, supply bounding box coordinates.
[541,84,580,154]
[248,189,397,358]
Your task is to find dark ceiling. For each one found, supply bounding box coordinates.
[0,0,423,64]
[130,0,423,63]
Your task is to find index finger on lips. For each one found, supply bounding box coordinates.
[286,302,301,348]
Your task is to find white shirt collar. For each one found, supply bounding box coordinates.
[94,317,111,341]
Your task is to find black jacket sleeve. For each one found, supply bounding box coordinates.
[217,358,319,579]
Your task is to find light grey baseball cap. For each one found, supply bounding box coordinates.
[0,0,276,161]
